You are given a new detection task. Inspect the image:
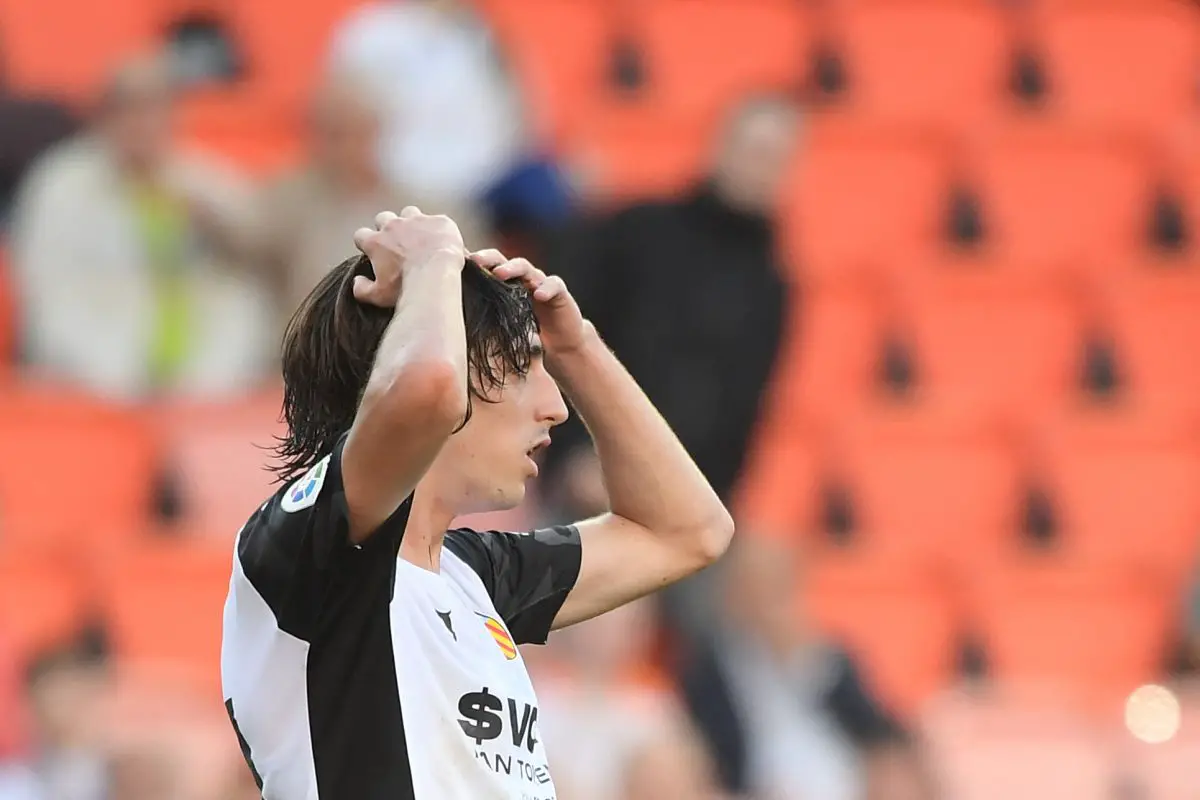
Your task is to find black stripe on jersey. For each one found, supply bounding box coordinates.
[226,699,264,791]
[443,525,582,645]
[234,433,418,799]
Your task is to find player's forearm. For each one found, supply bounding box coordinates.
[363,252,469,426]
[548,324,734,559]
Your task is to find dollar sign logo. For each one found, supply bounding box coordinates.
[457,687,504,746]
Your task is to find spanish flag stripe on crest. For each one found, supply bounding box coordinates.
[481,615,517,660]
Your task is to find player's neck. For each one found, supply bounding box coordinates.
[398,488,456,573]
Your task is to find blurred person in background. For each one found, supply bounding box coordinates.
[327,0,573,253]
[535,599,681,800]
[8,54,271,400]
[680,537,935,800]
[541,95,800,632]
[0,648,110,800]
[253,69,488,328]
[104,746,180,800]
[619,721,725,800]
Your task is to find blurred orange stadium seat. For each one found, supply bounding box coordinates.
[570,105,710,203]
[176,86,304,176]
[771,277,888,421]
[628,0,812,124]
[900,262,1086,420]
[152,388,286,540]
[970,562,1175,715]
[968,125,1152,266]
[226,0,365,114]
[827,401,1021,570]
[1037,1,1200,134]
[0,383,159,549]
[781,118,950,280]
[0,0,160,99]
[478,0,616,146]
[100,540,231,694]
[804,554,959,719]
[1102,264,1200,411]
[832,0,1011,129]
[0,547,88,667]
[1034,405,1200,578]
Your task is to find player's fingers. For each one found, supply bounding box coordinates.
[532,275,566,302]
[493,258,542,286]
[351,274,375,301]
[468,249,508,269]
[353,226,377,254]
[398,205,422,219]
[374,210,400,229]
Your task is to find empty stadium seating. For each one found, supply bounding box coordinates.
[151,387,287,540]
[826,401,1022,570]
[0,0,161,100]
[99,539,232,695]
[804,553,960,719]
[478,0,616,145]
[1035,0,1200,135]
[780,117,951,280]
[832,0,1013,129]
[1032,404,1200,578]
[969,561,1175,714]
[0,383,160,550]
[967,125,1154,267]
[899,260,1087,419]
[625,0,813,125]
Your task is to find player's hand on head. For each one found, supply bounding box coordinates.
[470,249,591,356]
[352,207,466,308]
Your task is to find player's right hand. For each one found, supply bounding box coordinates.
[352,206,465,308]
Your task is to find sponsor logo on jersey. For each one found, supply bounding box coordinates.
[476,613,517,660]
[457,687,540,753]
[280,454,330,513]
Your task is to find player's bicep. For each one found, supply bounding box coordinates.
[340,363,462,543]
[551,514,701,630]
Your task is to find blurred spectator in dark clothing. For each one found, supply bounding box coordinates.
[252,69,488,329]
[0,648,110,800]
[543,95,801,519]
[680,537,935,800]
[8,54,270,400]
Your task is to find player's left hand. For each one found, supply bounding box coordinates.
[469,249,592,356]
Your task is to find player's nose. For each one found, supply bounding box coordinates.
[540,383,569,427]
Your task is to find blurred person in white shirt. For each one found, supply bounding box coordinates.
[327,0,573,252]
[9,54,271,401]
[534,599,685,800]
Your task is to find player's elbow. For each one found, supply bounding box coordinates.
[365,358,468,435]
[689,508,736,568]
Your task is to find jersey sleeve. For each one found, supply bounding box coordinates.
[235,432,412,640]
[444,525,582,645]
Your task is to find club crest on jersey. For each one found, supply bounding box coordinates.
[281,455,330,513]
[477,613,517,660]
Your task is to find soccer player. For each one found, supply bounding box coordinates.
[220,207,734,799]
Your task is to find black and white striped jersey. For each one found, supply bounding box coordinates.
[220,434,581,799]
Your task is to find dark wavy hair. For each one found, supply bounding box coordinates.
[272,254,537,484]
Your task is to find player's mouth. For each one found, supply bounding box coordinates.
[525,437,551,476]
